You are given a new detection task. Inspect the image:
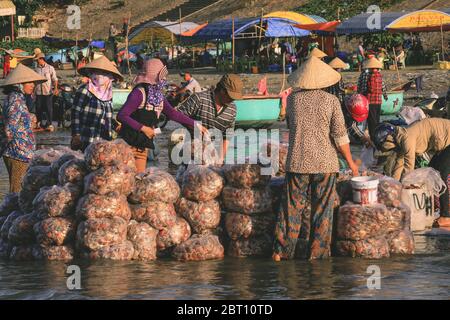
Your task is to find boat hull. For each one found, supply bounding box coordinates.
[112,90,281,129]
[381,91,404,115]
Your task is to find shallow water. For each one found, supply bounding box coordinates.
[0,123,449,300]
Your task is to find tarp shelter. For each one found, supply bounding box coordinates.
[0,0,15,42]
[264,11,327,24]
[385,10,450,32]
[191,17,311,40]
[337,8,450,35]
[294,21,341,33]
[129,21,200,45]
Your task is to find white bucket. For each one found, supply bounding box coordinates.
[351,176,379,205]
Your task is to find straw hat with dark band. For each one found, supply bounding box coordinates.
[78,56,124,82]
[288,56,341,90]
[308,47,327,59]
[328,57,347,69]
[363,57,383,69]
[1,63,46,87]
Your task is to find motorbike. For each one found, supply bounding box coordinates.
[413,88,449,119]
[54,83,76,129]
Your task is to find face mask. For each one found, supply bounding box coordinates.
[88,73,114,101]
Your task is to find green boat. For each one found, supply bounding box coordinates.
[381,91,404,115]
[113,89,282,129]
[234,95,281,129]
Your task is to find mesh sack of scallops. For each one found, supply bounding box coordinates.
[336,204,391,241]
[0,193,19,217]
[83,164,135,196]
[58,159,89,186]
[221,186,272,215]
[223,164,271,188]
[181,165,224,202]
[34,217,76,246]
[79,241,135,261]
[386,230,415,254]
[176,197,221,234]
[76,217,128,251]
[30,148,64,167]
[157,217,191,251]
[76,193,131,221]
[130,201,177,230]
[50,152,84,178]
[33,184,81,219]
[378,176,403,208]
[21,166,56,192]
[129,168,180,204]
[172,234,224,261]
[0,211,24,240]
[227,233,273,258]
[224,212,275,241]
[7,213,40,246]
[9,245,37,261]
[127,220,158,261]
[335,236,391,259]
[32,245,74,261]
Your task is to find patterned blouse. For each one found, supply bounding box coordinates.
[286,89,350,174]
[1,90,36,162]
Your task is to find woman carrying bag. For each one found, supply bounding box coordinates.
[117,59,208,173]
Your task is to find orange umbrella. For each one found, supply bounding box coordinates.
[294,21,341,32]
[181,23,208,37]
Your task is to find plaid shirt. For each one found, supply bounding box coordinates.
[177,89,236,135]
[358,69,388,102]
[367,70,385,105]
[72,84,113,144]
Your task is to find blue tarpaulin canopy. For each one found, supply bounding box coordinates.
[193,17,311,40]
[337,8,450,35]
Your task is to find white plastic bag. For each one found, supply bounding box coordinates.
[360,146,375,171]
[399,107,426,125]
[402,168,447,197]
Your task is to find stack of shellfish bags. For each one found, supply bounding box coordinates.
[335,176,415,259]
[0,146,85,261]
[76,140,138,260]
[221,164,275,257]
[172,165,225,261]
[128,167,190,260]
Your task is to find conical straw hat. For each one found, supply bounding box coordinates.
[78,56,123,81]
[288,56,341,90]
[308,47,327,59]
[363,57,383,69]
[1,63,47,87]
[328,57,347,69]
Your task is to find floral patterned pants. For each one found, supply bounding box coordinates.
[274,172,337,260]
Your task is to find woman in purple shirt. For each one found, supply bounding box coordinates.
[117,59,207,173]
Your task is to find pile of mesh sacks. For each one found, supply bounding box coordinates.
[0,141,227,262]
[335,173,415,259]
[221,164,276,257]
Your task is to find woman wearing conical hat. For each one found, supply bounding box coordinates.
[0,64,46,192]
[273,57,359,261]
[359,57,388,140]
[71,56,123,151]
[307,47,327,60]
[325,57,347,105]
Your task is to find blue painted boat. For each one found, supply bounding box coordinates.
[381,91,404,115]
[112,90,282,129]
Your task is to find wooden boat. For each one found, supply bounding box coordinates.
[381,91,404,115]
[112,90,282,129]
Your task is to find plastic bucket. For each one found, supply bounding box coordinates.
[351,176,379,205]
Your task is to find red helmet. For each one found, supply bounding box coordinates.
[346,94,369,122]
